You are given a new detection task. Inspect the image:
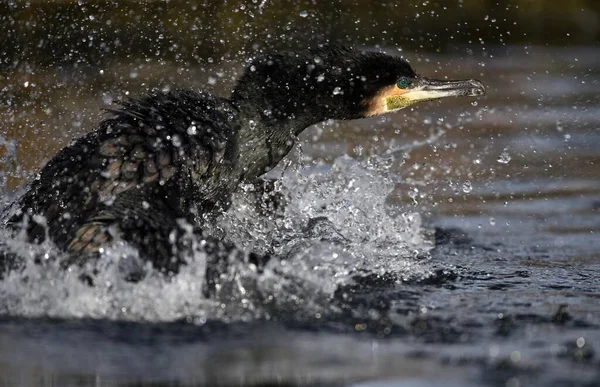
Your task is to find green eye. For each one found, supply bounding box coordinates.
[397,77,411,89]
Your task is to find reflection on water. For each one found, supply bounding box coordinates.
[0,45,599,386]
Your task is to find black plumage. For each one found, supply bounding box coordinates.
[1,45,484,288]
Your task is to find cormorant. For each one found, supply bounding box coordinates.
[1,46,485,289]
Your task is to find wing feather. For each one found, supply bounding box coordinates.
[6,90,238,249]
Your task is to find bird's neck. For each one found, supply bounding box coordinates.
[231,97,325,181]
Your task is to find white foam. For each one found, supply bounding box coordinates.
[0,156,433,322]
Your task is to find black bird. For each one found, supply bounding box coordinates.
[2,46,485,286]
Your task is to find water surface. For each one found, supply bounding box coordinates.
[0,46,599,386]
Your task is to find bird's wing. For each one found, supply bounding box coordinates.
[7,91,236,246]
[89,91,234,203]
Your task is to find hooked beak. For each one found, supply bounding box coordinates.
[384,77,485,111]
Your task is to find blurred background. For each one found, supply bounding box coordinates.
[2,0,600,67]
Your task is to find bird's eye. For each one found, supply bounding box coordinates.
[397,77,411,89]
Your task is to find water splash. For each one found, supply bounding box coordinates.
[0,236,214,321]
[217,156,434,314]
[0,156,433,322]
[496,148,511,164]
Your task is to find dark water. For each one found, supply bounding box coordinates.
[1,46,599,386]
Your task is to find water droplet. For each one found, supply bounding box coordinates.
[462,181,472,193]
[258,0,268,13]
[299,10,308,17]
[556,122,563,132]
[171,134,182,147]
[497,149,511,164]
[102,93,113,105]
[187,125,197,135]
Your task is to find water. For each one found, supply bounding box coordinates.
[1,46,599,386]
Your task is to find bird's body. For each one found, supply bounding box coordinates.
[1,46,484,284]
[6,91,243,274]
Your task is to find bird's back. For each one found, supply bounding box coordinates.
[4,90,240,267]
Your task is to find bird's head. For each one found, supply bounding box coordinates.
[232,45,485,131]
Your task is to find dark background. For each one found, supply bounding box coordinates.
[1,0,599,69]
